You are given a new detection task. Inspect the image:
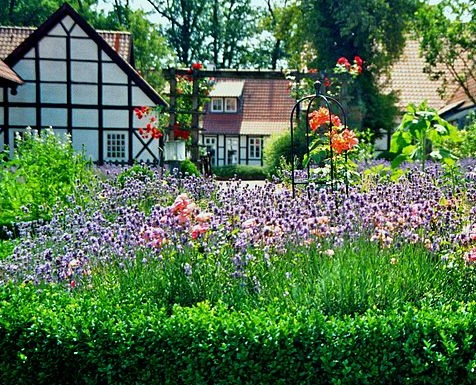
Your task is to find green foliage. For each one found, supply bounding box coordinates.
[0,128,94,226]
[116,163,155,188]
[390,101,462,170]
[81,236,469,315]
[447,112,476,158]
[415,0,476,106]
[294,0,418,135]
[3,282,476,384]
[0,240,15,260]
[263,124,307,177]
[124,10,172,91]
[180,159,201,177]
[212,164,267,180]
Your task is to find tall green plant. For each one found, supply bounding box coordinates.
[0,128,94,225]
[390,101,462,171]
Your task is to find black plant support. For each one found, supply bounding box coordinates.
[290,80,349,198]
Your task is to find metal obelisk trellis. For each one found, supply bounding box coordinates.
[290,80,349,198]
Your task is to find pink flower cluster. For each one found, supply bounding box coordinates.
[141,193,213,248]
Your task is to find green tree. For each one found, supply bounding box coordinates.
[102,3,172,90]
[206,0,258,68]
[285,0,419,135]
[0,0,73,25]
[146,0,210,66]
[145,0,260,68]
[415,0,476,105]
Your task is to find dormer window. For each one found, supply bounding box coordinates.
[211,98,223,112]
[211,97,238,113]
[209,81,244,113]
[224,98,237,112]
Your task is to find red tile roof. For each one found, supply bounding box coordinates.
[0,26,132,62]
[0,58,22,85]
[445,77,476,111]
[384,39,462,111]
[203,78,295,136]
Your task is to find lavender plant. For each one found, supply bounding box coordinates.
[1,161,476,314]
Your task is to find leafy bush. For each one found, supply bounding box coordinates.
[212,164,267,180]
[263,123,308,177]
[390,101,462,170]
[116,163,154,187]
[447,112,476,158]
[0,128,94,226]
[180,158,200,177]
[2,283,476,384]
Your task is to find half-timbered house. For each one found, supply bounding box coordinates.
[0,3,166,164]
[201,77,295,167]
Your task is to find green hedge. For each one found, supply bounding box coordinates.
[212,164,268,180]
[2,284,476,384]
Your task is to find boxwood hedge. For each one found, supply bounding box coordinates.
[1,283,476,384]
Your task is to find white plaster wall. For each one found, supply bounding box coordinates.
[247,159,261,166]
[240,147,246,162]
[71,38,98,61]
[60,15,75,32]
[9,107,36,127]
[39,36,66,59]
[103,85,128,105]
[103,109,129,128]
[24,48,35,59]
[42,108,67,127]
[41,83,67,104]
[13,60,35,81]
[48,23,67,37]
[72,84,98,104]
[0,91,3,102]
[72,129,98,161]
[71,23,88,38]
[0,106,3,125]
[102,62,127,84]
[40,60,67,82]
[9,82,36,103]
[71,61,98,83]
[101,52,113,62]
[132,86,154,106]
[72,109,98,127]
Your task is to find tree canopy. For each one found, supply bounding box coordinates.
[415,0,476,105]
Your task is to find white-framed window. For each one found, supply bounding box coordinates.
[248,137,263,159]
[210,97,238,113]
[211,98,223,112]
[224,98,237,112]
[105,132,127,161]
[204,136,217,166]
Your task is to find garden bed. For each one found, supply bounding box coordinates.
[2,132,476,382]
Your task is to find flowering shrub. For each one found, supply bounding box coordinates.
[335,55,364,78]
[135,63,213,144]
[135,106,165,139]
[2,159,476,297]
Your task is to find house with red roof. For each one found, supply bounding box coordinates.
[439,78,476,127]
[0,3,166,164]
[384,38,475,124]
[201,77,295,166]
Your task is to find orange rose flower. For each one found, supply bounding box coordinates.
[308,107,342,131]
